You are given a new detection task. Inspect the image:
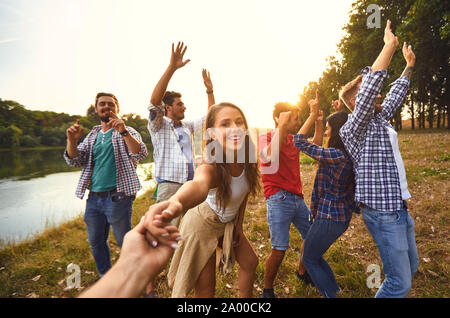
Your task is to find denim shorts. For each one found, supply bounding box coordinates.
[266,189,312,251]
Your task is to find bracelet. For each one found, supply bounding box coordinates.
[206,90,214,94]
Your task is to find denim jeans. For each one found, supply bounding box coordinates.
[266,189,312,251]
[362,202,419,298]
[84,191,134,276]
[302,218,350,298]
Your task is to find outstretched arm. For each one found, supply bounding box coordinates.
[202,69,216,108]
[142,163,217,246]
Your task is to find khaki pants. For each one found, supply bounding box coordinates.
[156,182,183,226]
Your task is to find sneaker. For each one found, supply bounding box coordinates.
[261,288,276,298]
[296,270,315,287]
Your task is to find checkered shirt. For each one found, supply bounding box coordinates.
[339,66,410,212]
[293,134,357,222]
[64,125,148,199]
[148,103,205,184]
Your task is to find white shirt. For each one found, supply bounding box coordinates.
[205,169,249,223]
[386,126,411,200]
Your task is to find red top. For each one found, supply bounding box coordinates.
[259,131,303,199]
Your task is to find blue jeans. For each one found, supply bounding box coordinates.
[84,191,134,276]
[302,218,350,298]
[362,202,419,298]
[266,190,312,251]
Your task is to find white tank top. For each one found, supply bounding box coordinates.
[205,169,250,223]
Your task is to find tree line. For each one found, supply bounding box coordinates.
[296,0,449,130]
[0,98,153,153]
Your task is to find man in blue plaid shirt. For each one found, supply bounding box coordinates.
[339,20,419,298]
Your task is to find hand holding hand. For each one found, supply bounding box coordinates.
[143,200,183,248]
[119,216,179,280]
[402,42,416,67]
[66,120,84,143]
[170,42,190,70]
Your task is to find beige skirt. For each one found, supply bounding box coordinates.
[167,201,236,298]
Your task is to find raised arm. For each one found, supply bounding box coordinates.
[371,20,398,72]
[148,43,191,132]
[312,110,324,146]
[150,42,190,106]
[297,90,320,136]
[202,69,215,108]
[379,42,415,121]
[341,20,398,140]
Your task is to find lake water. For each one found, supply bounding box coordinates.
[0,149,155,247]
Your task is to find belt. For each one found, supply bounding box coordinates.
[360,200,408,210]
[91,188,117,198]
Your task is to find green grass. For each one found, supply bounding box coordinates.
[0,130,449,298]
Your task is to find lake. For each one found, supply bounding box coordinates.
[0,148,155,247]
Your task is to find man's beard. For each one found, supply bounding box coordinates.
[99,115,110,123]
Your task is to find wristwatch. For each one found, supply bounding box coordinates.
[120,130,129,137]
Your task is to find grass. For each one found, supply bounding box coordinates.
[0,129,449,298]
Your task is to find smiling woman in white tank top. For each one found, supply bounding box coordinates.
[144,102,261,298]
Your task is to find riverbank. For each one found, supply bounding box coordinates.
[0,130,448,298]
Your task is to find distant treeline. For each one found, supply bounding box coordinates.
[0,99,153,155]
[295,0,449,131]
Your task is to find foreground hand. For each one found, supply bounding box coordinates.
[143,201,183,248]
[202,69,213,92]
[120,216,178,279]
[66,119,84,143]
[402,42,415,67]
[170,42,190,70]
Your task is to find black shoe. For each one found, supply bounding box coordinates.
[261,288,276,298]
[296,270,315,287]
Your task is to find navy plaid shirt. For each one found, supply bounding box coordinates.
[339,66,410,212]
[293,134,357,222]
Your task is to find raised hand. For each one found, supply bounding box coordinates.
[202,69,213,92]
[332,99,344,112]
[308,89,320,116]
[170,42,191,70]
[108,112,126,134]
[66,119,84,142]
[384,20,399,48]
[402,42,416,67]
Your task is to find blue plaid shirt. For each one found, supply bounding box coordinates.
[339,66,410,212]
[293,134,357,222]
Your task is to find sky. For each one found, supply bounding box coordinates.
[0,0,355,129]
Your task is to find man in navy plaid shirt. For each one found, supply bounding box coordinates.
[339,20,419,297]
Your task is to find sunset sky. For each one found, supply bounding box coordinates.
[0,0,355,128]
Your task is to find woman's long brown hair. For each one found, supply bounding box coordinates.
[203,102,261,212]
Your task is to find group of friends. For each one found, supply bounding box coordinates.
[65,21,419,298]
